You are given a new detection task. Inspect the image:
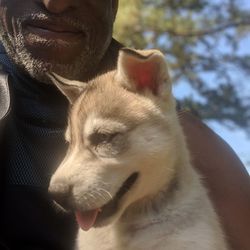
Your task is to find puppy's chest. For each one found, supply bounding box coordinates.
[77,222,169,250]
[115,224,169,250]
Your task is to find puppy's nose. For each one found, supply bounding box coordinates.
[49,182,72,210]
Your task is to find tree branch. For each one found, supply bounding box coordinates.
[166,19,250,37]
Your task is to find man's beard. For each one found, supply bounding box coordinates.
[0,13,111,83]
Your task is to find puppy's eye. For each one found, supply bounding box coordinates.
[89,132,121,146]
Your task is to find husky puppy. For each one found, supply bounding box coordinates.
[48,48,229,250]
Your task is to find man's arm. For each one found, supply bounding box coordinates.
[0,69,10,123]
[179,111,250,250]
[0,69,10,250]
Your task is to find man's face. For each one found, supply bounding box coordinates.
[0,0,118,82]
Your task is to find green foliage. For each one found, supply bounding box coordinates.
[114,0,250,134]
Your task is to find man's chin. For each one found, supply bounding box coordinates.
[0,36,96,84]
[10,47,96,84]
[23,35,89,66]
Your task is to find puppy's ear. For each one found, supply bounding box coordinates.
[116,48,171,97]
[47,72,86,104]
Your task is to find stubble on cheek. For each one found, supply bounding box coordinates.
[0,14,100,83]
[0,11,50,81]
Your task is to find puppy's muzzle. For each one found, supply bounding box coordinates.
[49,182,73,211]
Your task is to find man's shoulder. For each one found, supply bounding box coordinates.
[0,43,10,122]
[0,67,10,122]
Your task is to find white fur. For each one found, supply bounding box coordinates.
[49,49,229,250]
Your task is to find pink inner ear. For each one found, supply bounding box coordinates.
[127,60,158,95]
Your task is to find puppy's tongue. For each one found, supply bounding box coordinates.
[75,209,99,231]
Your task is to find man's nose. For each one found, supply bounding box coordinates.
[42,0,78,14]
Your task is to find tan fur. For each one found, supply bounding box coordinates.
[49,49,229,250]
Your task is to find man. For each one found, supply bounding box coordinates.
[0,0,249,250]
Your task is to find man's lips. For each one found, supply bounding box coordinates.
[24,20,85,42]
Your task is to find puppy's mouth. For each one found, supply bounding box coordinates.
[75,172,139,231]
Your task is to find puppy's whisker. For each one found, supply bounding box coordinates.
[99,181,112,189]
[92,190,108,204]
[85,200,91,210]
[88,193,97,200]
[98,188,113,200]
[87,194,96,205]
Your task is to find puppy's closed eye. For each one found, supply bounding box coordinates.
[89,132,122,146]
[88,131,128,157]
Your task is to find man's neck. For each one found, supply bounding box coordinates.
[96,38,123,78]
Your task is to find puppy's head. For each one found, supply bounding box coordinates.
[48,48,179,231]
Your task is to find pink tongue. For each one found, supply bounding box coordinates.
[75,209,99,231]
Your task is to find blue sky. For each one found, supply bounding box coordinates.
[173,33,250,174]
[115,0,250,174]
